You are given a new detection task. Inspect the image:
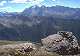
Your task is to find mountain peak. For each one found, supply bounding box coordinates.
[22,5,80,17]
[41,5,46,8]
[30,5,40,8]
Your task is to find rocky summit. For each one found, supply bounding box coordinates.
[41,31,80,55]
[0,31,80,56]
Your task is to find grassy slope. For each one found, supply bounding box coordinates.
[0,40,29,45]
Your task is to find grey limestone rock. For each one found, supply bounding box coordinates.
[41,31,79,55]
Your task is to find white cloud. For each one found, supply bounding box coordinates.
[0,7,11,9]
[27,0,43,6]
[0,1,6,6]
[10,0,44,7]
[10,0,44,4]
[0,7,12,12]
[52,0,55,1]
[10,0,28,3]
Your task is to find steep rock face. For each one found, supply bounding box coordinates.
[22,5,80,19]
[41,31,79,55]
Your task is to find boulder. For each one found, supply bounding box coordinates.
[41,31,79,55]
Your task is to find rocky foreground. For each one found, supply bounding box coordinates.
[0,42,59,56]
[0,31,80,56]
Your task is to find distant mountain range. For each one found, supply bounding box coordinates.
[0,5,80,19]
[0,5,80,44]
[22,5,80,19]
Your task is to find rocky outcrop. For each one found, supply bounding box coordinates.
[0,31,80,56]
[41,31,80,55]
[0,42,59,56]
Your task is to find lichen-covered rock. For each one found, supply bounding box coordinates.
[41,31,79,55]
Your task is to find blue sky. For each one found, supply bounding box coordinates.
[0,0,80,12]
